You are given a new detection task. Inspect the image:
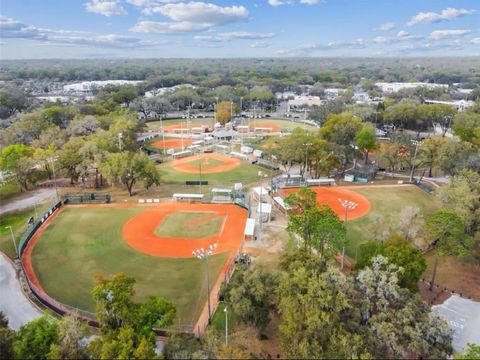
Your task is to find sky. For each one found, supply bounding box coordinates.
[1,0,480,59]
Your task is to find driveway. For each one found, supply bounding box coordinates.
[0,188,57,215]
[0,253,42,329]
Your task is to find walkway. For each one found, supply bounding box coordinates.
[0,253,42,329]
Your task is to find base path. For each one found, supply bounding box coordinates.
[151,138,193,150]
[282,186,371,220]
[123,203,247,258]
[170,153,241,174]
[0,253,42,329]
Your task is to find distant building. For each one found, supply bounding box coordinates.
[375,82,448,93]
[275,91,296,100]
[63,80,143,93]
[324,88,345,100]
[288,95,322,110]
[424,99,474,111]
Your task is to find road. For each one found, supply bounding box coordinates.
[0,254,42,329]
[0,188,57,215]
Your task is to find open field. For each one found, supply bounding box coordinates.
[24,204,247,326]
[146,118,213,132]
[344,185,441,258]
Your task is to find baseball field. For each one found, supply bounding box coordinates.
[22,202,247,328]
[158,153,275,184]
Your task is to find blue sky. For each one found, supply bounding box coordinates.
[1,0,479,59]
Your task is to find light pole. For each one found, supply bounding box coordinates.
[192,243,218,324]
[6,226,18,258]
[338,198,358,270]
[224,306,228,346]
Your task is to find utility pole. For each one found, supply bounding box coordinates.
[429,257,439,291]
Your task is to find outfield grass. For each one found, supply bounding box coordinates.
[158,161,274,185]
[156,212,224,238]
[345,186,441,259]
[30,206,229,327]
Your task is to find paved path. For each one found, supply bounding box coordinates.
[0,253,42,329]
[0,188,56,215]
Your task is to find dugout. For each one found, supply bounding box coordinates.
[63,192,111,204]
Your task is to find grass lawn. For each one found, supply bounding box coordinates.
[345,186,441,259]
[156,212,224,238]
[146,118,214,131]
[0,203,51,258]
[0,182,21,205]
[31,206,229,327]
[159,161,274,185]
[211,301,236,332]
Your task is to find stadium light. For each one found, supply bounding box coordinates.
[5,226,18,258]
[338,198,358,270]
[192,243,218,323]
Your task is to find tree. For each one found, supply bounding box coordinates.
[0,86,28,118]
[42,106,77,128]
[436,170,480,234]
[357,256,452,359]
[421,103,457,136]
[223,265,278,337]
[383,101,422,129]
[99,152,160,196]
[319,113,362,171]
[91,273,175,333]
[355,123,377,164]
[0,311,14,360]
[278,266,368,359]
[67,115,100,136]
[47,316,88,360]
[417,135,446,177]
[357,238,426,292]
[92,273,136,330]
[0,144,37,191]
[453,112,480,147]
[426,210,474,258]
[285,188,346,258]
[13,316,59,360]
[111,86,138,107]
[215,100,239,124]
[267,127,311,174]
[57,137,85,184]
[88,326,158,360]
[456,343,480,359]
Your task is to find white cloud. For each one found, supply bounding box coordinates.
[0,16,167,48]
[133,1,249,33]
[250,41,271,48]
[299,0,320,4]
[471,38,480,45]
[85,0,127,16]
[142,2,248,23]
[429,29,471,40]
[372,31,422,44]
[0,16,47,40]
[268,0,319,6]
[194,31,275,42]
[131,21,211,33]
[407,7,476,26]
[379,22,395,31]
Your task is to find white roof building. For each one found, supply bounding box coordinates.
[288,95,322,109]
[375,82,448,93]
